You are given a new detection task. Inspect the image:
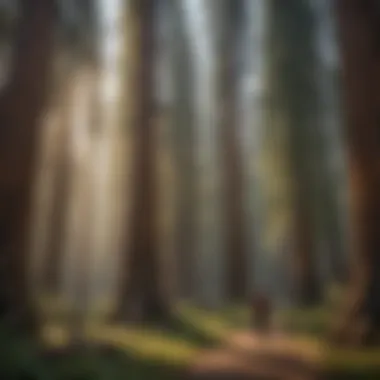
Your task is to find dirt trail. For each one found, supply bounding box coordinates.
[186,331,323,380]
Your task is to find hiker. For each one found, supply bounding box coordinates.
[251,292,272,333]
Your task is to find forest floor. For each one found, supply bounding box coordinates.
[2,301,379,379]
[186,330,323,379]
[42,305,379,379]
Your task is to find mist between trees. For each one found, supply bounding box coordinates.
[0,1,378,379]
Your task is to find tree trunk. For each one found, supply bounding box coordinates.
[291,192,321,306]
[217,0,248,302]
[323,191,348,284]
[170,0,196,300]
[265,0,322,307]
[43,62,72,293]
[331,0,380,346]
[0,0,55,331]
[115,0,168,323]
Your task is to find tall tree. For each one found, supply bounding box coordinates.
[169,0,197,299]
[332,0,380,346]
[115,0,168,322]
[215,0,248,301]
[38,0,99,296]
[42,54,73,293]
[319,171,348,284]
[0,0,55,330]
[265,0,321,306]
[319,57,348,284]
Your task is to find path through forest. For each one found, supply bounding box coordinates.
[186,331,323,380]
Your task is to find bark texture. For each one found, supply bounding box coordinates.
[217,0,248,302]
[265,0,321,306]
[332,0,380,346]
[170,0,197,300]
[115,0,168,323]
[43,60,73,293]
[0,0,55,330]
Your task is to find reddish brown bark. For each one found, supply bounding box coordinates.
[332,0,380,346]
[115,0,168,323]
[0,0,55,330]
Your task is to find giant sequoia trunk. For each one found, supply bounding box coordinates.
[43,60,72,293]
[170,0,196,299]
[115,0,168,323]
[323,187,347,284]
[319,64,348,285]
[217,0,248,302]
[0,0,55,330]
[332,0,380,346]
[266,0,321,306]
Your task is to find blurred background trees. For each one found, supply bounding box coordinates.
[0,0,379,378]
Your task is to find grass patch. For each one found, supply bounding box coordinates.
[40,303,239,367]
[175,305,244,342]
[44,347,181,380]
[34,303,252,379]
[1,324,184,379]
[277,307,331,336]
[322,347,380,380]
[29,299,380,379]
[86,324,199,367]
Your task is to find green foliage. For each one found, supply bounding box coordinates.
[325,283,346,309]
[324,349,380,380]
[276,284,346,337]
[44,349,178,380]
[0,333,180,380]
[0,324,179,380]
[6,302,377,379]
[274,306,380,379]
[85,324,198,367]
[278,307,331,336]
[175,304,249,343]
[0,325,47,379]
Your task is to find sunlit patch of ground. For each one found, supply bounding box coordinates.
[37,300,380,379]
[226,331,322,360]
[87,324,199,367]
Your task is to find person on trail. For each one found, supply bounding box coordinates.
[251,292,272,333]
